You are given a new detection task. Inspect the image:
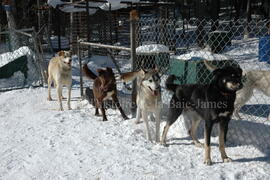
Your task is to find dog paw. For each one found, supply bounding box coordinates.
[195,142,204,148]
[134,120,141,124]
[59,108,64,111]
[102,119,108,121]
[47,97,53,101]
[160,141,168,147]
[223,157,232,163]
[204,159,212,165]
[123,116,129,120]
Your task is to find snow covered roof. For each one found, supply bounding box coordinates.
[0,46,33,68]
[136,44,170,54]
[47,0,140,14]
[172,50,231,61]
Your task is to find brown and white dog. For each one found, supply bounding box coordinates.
[83,64,128,121]
[47,51,72,111]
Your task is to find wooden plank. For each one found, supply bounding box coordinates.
[79,42,131,52]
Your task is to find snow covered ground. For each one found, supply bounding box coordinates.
[0,86,270,180]
[1,65,270,179]
[1,38,270,179]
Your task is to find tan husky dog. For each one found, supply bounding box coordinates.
[47,51,72,111]
[121,69,161,142]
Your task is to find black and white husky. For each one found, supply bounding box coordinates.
[121,69,161,142]
[204,60,270,120]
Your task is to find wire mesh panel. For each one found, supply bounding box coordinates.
[136,18,270,149]
[0,30,43,91]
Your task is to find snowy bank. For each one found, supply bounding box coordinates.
[136,44,170,54]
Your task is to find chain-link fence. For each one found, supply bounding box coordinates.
[78,42,133,115]
[77,17,270,150]
[0,29,44,91]
[135,18,270,151]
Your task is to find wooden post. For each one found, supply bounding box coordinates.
[114,12,118,42]
[77,37,84,98]
[244,0,251,39]
[109,3,113,44]
[37,0,41,31]
[130,9,138,117]
[4,0,20,50]
[268,10,270,35]
[70,0,74,53]
[32,28,46,85]
[45,26,54,53]
[56,5,61,50]
[48,7,52,38]
[86,0,90,42]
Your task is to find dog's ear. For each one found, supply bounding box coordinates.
[57,51,65,57]
[141,68,147,77]
[97,69,106,76]
[66,51,71,57]
[106,67,114,74]
[212,68,222,76]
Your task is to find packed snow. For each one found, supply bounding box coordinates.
[0,85,270,179]
[136,44,170,54]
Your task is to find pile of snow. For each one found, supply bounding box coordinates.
[172,50,231,61]
[136,44,170,54]
[47,0,62,8]
[85,55,115,70]
[100,0,127,11]
[47,0,140,14]
[60,5,98,14]
[0,46,32,68]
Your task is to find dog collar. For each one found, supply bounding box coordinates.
[220,91,233,96]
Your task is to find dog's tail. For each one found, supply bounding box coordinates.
[83,64,98,80]
[203,60,217,72]
[166,75,178,92]
[120,70,144,82]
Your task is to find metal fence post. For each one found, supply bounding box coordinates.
[130,9,139,117]
[77,37,84,98]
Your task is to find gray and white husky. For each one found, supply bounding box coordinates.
[121,69,162,142]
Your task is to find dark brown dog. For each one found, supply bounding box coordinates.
[83,64,128,121]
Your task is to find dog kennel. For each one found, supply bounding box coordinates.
[169,58,239,85]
